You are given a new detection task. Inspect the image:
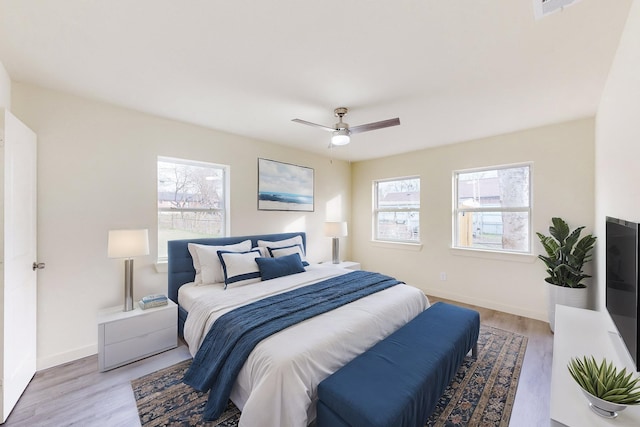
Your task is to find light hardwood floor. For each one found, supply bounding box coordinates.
[3,299,553,427]
[429,297,554,427]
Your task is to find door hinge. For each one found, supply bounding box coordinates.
[32,262,45,271]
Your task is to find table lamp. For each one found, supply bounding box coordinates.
[108,229,149,311]
[324,221,348,264]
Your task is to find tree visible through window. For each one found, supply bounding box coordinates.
[454,164,531,253]
[157,157,229,261]
[373,177,420,243]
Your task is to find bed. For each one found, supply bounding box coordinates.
[168,232,429,427]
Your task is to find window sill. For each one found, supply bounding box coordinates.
[154,261,168,273]
[449,247,536,263]
[370,240,423,251]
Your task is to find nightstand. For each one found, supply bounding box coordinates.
[320,261,361,270]
[98,299,177,372]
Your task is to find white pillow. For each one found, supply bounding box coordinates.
[252,246,268,257]
[187,243,204,284]
[188,240,251,285]
[267,244,309,266]
[257,235,304,253]
[217,249,262,289]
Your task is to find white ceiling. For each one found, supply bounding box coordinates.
[0,0,632,161]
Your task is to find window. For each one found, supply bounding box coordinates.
[373,177,420,243]
[454,164,531,253]
[533,0,581,19]
[157,157,230,261]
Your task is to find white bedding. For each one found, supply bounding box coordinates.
[180,265,429,427]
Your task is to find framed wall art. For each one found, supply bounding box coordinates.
[258,158,314,211]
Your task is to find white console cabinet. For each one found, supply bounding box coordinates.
[98,299,177,372]
[551,305,640,426]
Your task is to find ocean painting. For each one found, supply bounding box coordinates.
[258,158,314,211]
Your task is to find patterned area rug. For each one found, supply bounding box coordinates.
[132,325,527,427]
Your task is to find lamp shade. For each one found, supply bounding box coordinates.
[324,221,348,238]
[107,229,150,258]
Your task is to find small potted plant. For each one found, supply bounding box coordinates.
[568,356,640,418]
[537,217,597,331]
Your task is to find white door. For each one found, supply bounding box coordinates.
[0,109,37,423]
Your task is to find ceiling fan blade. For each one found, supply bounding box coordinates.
[292,118,335,132]
[349,118,400,134]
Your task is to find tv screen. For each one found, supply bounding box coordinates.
[606,216,640,371]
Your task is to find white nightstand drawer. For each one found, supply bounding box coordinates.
[103,326,176,370]
[98,300,177,371]
[103,305,175,345]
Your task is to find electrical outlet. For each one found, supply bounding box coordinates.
[439,272,447,281]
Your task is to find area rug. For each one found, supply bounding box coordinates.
[132,325,527,427]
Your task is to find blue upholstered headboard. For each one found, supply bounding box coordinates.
[167,231,307,304]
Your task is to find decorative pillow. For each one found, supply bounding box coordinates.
[256,253,306,281]
[251,246,268,257]
[217,249,262,289]
[189,240,252,285]
[267,244,309,266]
[187,243,204,284]
[257,235,304,252]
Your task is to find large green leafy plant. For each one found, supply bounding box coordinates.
[536,217,597,288]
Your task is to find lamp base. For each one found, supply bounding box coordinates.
[332,237,340,264]
[124,258,134,312]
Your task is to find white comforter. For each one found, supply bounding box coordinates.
[181,265,429,427]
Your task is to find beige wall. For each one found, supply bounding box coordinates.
[11,83,351,369]
[596,2,640,311]
[352,118,596,321]
[0,60,9,109]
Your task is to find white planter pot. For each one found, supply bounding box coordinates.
[547,283,589,332]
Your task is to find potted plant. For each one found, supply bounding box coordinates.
[568,356,640,418]
[537,217,597,332]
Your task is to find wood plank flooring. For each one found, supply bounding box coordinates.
[3,299,553,427]
[429,297,554,427]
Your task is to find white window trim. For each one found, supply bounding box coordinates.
[373,175,421,244]
[453,162,533,254]
[157,156,230,262]
[533,0,582,19]
[370,239,423,251]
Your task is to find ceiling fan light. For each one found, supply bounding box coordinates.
[331,129,350,146]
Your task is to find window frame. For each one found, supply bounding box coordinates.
[372,176,421,244]
[157,156,230,262]
[453,162,532,254]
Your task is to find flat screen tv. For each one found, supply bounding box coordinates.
[606,216,640,372]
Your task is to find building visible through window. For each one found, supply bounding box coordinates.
[454,164,531,253]
[373,177,420,243]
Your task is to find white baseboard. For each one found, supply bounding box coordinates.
[37,344,97,371]
[424,288,547,322]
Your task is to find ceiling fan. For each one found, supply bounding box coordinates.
[292,107,400,146]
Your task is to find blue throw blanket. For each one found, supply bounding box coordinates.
[183,270,403,421]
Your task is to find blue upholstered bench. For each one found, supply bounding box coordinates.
[316,302,480,427]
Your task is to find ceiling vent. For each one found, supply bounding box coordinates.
[534,0,583,19]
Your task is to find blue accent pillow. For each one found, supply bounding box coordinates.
[256,253,306,281]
